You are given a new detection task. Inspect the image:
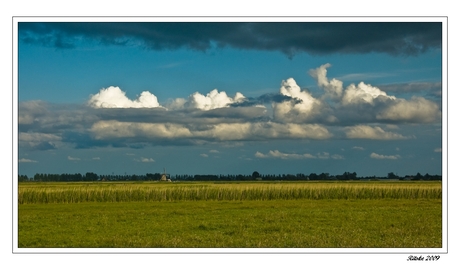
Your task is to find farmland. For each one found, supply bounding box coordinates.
[18,181,442,248]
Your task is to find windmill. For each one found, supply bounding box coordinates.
[160,168,171,182]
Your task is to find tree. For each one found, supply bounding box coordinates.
[85,172,98,181]
[352,172,357,180]
[252,171,260,179]
[309,173,319,180]
[387,172,399,179]
[318,173,329,180]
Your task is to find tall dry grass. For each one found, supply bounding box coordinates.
[18,182,442,204]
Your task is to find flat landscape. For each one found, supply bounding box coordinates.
[18,181,442,248]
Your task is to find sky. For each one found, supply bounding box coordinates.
[16,19,445,178]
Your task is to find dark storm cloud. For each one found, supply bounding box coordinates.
[18,22,442,56]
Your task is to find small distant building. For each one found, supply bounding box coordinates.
[160,168,172,182]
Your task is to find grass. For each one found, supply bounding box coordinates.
[18,199,441,248]
[17,181,442,248]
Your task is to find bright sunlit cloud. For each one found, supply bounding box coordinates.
[88,86,161,108]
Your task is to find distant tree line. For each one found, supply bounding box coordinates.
[18,171,442,182]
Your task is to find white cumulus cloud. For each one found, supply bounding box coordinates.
[345,125,410,140]
[140,157,155,162]
[68,156,80,161]
[331,154,345,160]
[186,89,246,110]
[376,96,441,123]
[306,63,441,125]
[19,158,37,163]
[255,150,316,159]
[342,82,396,105]
[255,150,343,160]
[308,63,343,99]
[370,152,400,160]
[167,98,187,110]
[88,86,161,108]
[273,78,326,123]
[134,157,155,162]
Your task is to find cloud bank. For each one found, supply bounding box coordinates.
[89,121,332,142]
[345,125,411,140]
[18,63,441,151]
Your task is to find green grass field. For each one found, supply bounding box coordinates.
[18,181,442,248]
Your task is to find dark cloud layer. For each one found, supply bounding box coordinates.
[231,93,303,107]
[18,22,442,56]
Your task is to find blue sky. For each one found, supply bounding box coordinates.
[16,19,444,178]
